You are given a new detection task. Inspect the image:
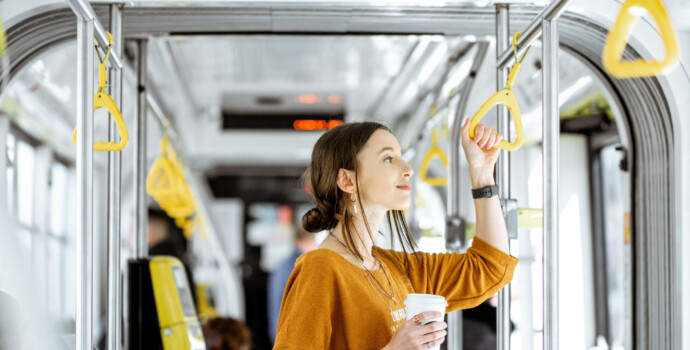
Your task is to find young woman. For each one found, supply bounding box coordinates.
[274,118,518,350]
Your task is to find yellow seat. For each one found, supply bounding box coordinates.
[419,130,448,186]
[602,0,680,78]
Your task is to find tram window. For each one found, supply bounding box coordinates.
[6,132,15,216]
[48,161,70,317]
[600,144,630,348]
[17,228,32,253]
[49,162,69,236]
[16,140,35,225]
[48,239,63,316]
[413,181,446,253]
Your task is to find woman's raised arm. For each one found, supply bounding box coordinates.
[460,118,510,254]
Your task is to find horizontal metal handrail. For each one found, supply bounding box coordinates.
[496,0,573,70]
[65,0,123,69]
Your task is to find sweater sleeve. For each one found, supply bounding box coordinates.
[273,253,334,349]
[389,237,518,312]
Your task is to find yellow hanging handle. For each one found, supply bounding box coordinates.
[602,0,680,78]
[419,130,449,186]
[469,31,527,152]
[0,10,7,58]
[72,32,129,152]
[147,135,196,219]
[147,136,178,199]
[469,89,524,151]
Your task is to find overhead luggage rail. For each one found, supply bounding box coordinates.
[602,0,680,78]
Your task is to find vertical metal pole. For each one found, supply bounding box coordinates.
[133,39,148,259]
[76,17,95,350]
[542,18,559,350]
[495,5,512,350]
[107,5,124,350]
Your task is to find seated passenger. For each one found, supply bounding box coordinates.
[274,120,518,349]
[202,317,251,350]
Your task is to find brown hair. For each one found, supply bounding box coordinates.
[301,122,419,264]
[202,317,251,350]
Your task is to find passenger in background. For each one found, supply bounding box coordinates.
[202,317,252,350]
[147,208,198,308]
[274,120,518,349]
[97,209,200,349]
[266,226,316,343]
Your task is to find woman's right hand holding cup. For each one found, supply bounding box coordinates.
[382,311,447,350]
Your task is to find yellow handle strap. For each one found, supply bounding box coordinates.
[96,32,114,93]
[147,156,178,199]
[468,31,528,152]
[72,92,129,151]
[505,31,531,90]
[419,130,449,186]
[160,134,170,157]
[469,89,524,151]
[72,32,128,152]
[147,136,196,219]
[0,10,6,57]
[602,0,680,78]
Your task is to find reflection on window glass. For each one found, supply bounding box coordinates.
[50,162,68,236]
[6,133,15,215]
[17,140,35,225]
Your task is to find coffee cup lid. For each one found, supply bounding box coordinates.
[404,293,447,306]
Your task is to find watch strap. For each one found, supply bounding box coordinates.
[472,185,498,199]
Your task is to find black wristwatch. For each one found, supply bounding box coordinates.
[472,185,498,199]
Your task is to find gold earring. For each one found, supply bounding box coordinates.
[350,193,358,214]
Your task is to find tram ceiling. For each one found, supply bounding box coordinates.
[4,3,642,165]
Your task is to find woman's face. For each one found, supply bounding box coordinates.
[355,129,414,212]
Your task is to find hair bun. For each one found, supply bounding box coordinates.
[302,204,337,232]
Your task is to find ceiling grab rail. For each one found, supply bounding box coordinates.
[72,32,129,151]
[602,0,680,78]
[418,129,449,186]
[470,31,530,152]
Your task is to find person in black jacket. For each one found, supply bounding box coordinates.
[147,208,198,307]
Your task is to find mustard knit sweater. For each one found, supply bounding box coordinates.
[274,237,519,350]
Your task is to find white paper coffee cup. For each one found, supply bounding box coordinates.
[404,294,447,350]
